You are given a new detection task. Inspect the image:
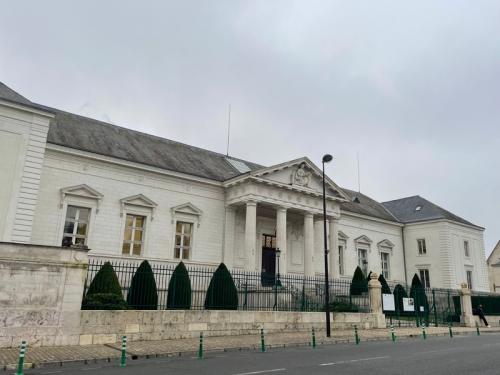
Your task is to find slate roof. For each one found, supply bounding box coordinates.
[0,82,479,228]
[382,195,482,228]
[0,82,262,182]
[340,188,399,223]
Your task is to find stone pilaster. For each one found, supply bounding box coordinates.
[223,206,235,268]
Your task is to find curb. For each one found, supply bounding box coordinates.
[2,329,498,371]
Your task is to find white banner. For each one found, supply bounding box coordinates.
[403,297,415,312]
[382,293,395,311]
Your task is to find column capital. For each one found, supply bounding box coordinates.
[245,200,257,207]
[276,206,287,213]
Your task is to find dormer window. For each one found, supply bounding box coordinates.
[415,205,422,211]
[352,196,361,203]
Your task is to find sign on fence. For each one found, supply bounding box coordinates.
[403,297,414,312]
[383,294,395,311]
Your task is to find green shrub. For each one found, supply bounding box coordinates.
[127,260,158,310]
[82,293,128,310]
[167,262,192,309]
[82,262,127,310]
[350,266,368,295]
[409,274,429,313]
[393,284,407,313]
[204,263,238,310]
[378,274,392,294]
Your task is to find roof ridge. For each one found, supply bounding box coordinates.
[381,195,421,204]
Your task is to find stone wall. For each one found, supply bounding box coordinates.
[0,242,88,348]
[78,310,386,346]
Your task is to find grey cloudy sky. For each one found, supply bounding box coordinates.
[1,1,499,254]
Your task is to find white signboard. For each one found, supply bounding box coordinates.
[420,306,425,312]
[382,294,395,311]
[403,297,414,312]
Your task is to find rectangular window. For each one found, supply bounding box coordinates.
[358,248,368,276]
[381,253,390,279]
[338,245,344,276]
[122,214,145,256]
[417,239,427,255]
[175,221,193,260]
[466,270,473,290]
[464,240,470,257]
[62,205,90,246]
[419,269,431,288]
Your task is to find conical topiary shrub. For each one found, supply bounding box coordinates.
[127,260,158,310]
[350,266,368,296]
[378,274,392,294]
[82,262,127,310]
[393,284,407,313]
[204,263,238,310]
[167,261,192,309]
[410,273,429,314]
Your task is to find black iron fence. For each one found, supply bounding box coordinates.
[84,259,370,312]
[384,281,462,327]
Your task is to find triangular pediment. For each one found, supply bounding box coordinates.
[171,202,203,216]
[338,230,349,241]
[377,239,395,248]
[355,235,372,245]
[60,184,103,210]
[120,194,157,208]
[226,157,349,201]
[61,184,103,200]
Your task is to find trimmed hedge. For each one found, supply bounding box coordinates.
[409,273,429,313]
[167,262,192,309]
[82,262,127,310]
[378,274,392,295]
[127,260,158,310]
[204,263,238,310]
[326,300,359,313]
[350,266,368,295]
[393,283,407,313]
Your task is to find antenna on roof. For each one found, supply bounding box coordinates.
[357,151,361,193]
[226,104,231,157]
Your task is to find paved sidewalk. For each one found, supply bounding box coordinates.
[1,326,498,370]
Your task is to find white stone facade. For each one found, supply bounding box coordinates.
[0,96,490,291]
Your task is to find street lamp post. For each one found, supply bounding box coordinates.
[322,154,333,337]
[275,248,281,286]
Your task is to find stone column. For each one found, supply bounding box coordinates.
[460,282,475,327]
[313,219,323,274]
[223,206,236,268]
[304,212,314,277]
[329,218,340,279]
[276,207,287,275]
[245,201,257,271]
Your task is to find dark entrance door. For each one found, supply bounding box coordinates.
[261,234,277,287]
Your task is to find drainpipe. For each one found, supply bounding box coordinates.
[401,225,408,284]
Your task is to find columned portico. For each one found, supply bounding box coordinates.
[245,201,257,271]
[304,212,315,277]
[276,207,287,275]
[329,218,340,279]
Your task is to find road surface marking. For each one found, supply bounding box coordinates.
[81,367,102,371]
[414,347,464,356]
[41,371,63,374]
[320,356,389,366]
[233,369,286,375]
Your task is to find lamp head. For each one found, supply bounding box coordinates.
[275,248,281,258]
[322,154,333,163]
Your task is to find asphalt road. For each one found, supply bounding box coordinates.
[23,333,500,375]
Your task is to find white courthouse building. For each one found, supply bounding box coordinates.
[0,82,490,291]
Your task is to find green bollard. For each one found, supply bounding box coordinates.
[476,321,480,336]
[422,323,427,340]
[16,341,27,375]
[390,324,396,343]
[198,332,204,359]
[120,336,127,367]
[354,325,360,345]
[448,323,453,338]
[311,327,316,349]
[260,329,266,352]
